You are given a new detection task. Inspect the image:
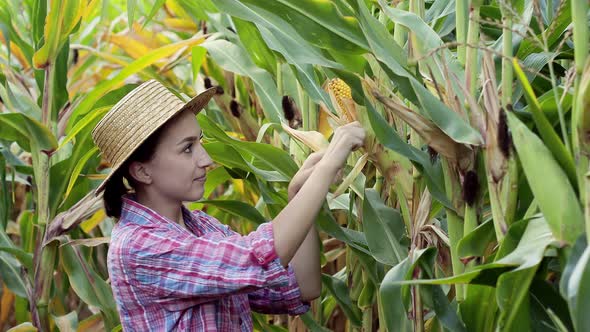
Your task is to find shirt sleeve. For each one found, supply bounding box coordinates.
[125,221,293,310]
[247,263,311,315]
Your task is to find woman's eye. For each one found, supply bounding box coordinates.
[183,144,193,153]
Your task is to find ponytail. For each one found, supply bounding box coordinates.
[103,171,128,219]
[101,119,167,219]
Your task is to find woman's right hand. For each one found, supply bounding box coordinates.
[318,121,366,173]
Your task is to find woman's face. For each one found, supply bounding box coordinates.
[141,110,213,202]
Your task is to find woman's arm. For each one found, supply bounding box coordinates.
[288,224,320,301]
[285,152,328,301]
[272,122,365,271]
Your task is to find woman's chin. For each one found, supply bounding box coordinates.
[187,186,205,201]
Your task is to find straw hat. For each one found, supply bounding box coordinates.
[91,79,216,195]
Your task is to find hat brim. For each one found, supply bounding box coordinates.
[94,86,217,196]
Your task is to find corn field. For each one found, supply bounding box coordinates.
[0,0,589,331]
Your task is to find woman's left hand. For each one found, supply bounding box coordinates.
[288,151,342,201]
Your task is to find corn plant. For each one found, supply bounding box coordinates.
[1,0,589,331]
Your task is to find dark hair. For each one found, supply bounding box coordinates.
[103,126,166,219]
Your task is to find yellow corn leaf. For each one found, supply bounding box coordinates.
[318,106,334,138]
[324,247,346,263]
[6,221,19,235]
[52,311,77,332]
[71,45,129,67]
[6,323,38,332]
[33,0,86,68]
[227,131,245,140]
[331,153,369,199]
[67,49,124,96]
[1,283,15,327]
[0,34,29,69]
[232,179,245,195]
[131,22,168,49]
[163,18,198,32]
[231,179,259,203]
[109,35,153,60]
[83,0,101,20]
[84,174,107,180]
[80,210,106,234]
[68,74,105,98]
[165,0,192,19]
[72,36,206,120]
[60,237,110,247]
[49,297,68,317]
[281,123,329,152]
[76,314,104,332]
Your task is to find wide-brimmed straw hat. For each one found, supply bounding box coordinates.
[91,79,216,195]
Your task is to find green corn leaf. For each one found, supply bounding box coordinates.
[457,219,495,259]
[393,217,556,287]
[199,114,298,177]
[365,99,452,208]
[507,111,583,244]
[143,0,167,28]
[60,239,119,330]
[561,236,590,332]
[199,39,283,124]
[197,199,267,225]
[512,60,577,189]
[362,189,407,265]
[0,250,27,298]
[0,113,58,153]
[225,0,368,53]
[63,146,98,201]
[322,273,362,326]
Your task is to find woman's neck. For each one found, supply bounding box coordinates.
[135,190,184,225]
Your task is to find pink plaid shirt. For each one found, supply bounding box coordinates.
[107,194,309,331]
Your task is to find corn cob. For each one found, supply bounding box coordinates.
[327,78,355,123]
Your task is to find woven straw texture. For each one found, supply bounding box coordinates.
[91,79,216,195]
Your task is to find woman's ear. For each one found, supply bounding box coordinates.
[128,161,152,185]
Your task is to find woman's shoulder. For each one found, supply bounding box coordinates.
[109,217,168,254]
[189,209,235,236]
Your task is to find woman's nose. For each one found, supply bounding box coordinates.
[197,145,214,168]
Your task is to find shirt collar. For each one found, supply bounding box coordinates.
[120,193,194,229]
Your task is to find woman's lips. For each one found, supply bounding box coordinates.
[194,175,207,182]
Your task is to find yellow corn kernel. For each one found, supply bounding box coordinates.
[327,78,354,122]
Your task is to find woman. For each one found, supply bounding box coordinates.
[91,79,365,331]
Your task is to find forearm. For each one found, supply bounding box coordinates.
[272,163,335,267]
[290,224,321,301]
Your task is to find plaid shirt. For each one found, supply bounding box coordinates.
[107,194,309,331]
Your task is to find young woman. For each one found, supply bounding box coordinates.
[91,79,365,331]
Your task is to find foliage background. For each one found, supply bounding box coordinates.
[0,0,589,331]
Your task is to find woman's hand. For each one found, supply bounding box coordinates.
[273,122,365,267]
[287,122,365,201]
[318,121,365,173]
